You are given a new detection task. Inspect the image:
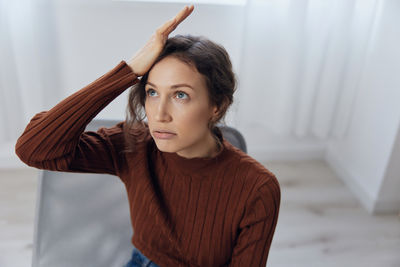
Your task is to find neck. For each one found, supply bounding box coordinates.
[177,131,221,159]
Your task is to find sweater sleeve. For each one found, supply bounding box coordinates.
[228,177,281,267]
[14,60,139,176]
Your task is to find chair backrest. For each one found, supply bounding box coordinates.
[32,119,247,267]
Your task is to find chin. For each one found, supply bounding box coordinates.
[153,140,179,153]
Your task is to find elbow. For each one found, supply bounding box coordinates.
[15,138,33,166]
[14,134,41,167]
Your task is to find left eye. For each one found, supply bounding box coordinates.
[176,91,188,99]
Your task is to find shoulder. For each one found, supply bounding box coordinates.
[224,138,280,191]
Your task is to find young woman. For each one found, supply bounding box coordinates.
[15,5,281,267]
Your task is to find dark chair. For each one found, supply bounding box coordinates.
[31,119,247,267]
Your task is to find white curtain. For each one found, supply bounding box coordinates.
[0,0,62,149]
[235,0,381,140]
[0,0,26,144]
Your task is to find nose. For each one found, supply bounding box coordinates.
[155,98,172,122]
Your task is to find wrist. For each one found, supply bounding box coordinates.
[126,60,140,77]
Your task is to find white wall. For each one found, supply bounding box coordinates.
[326,0,400,214]
[375,123,400,213]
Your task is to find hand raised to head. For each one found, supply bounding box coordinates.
[127,5,194,77]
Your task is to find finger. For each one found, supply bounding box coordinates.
[165,5,194,34]
[157,18,177,34]
[157,5,193,36]
[174,5,194,26]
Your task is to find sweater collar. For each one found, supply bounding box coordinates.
[159,127,232,177]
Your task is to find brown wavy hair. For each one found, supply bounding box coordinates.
[123,34,237,153]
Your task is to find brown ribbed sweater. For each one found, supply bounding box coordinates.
[15,60,281,267]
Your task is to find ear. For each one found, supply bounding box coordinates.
[212,105,219,117]
[208,105,218,123]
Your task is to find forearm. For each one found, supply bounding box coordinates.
[15,60,138,168]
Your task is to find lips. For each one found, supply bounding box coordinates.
[153,129,176,135]
[153,129,177,140]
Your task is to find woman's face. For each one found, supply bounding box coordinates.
[144,56,218,158]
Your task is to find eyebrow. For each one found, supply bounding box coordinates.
[146,81,194,90]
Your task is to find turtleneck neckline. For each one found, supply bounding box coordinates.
[159,127,232,177]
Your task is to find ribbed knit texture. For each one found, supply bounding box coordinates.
[15,60,281,267]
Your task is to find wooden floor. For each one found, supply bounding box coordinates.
[0,159,399,267]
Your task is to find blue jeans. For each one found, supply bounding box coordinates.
[123,247,161,267]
